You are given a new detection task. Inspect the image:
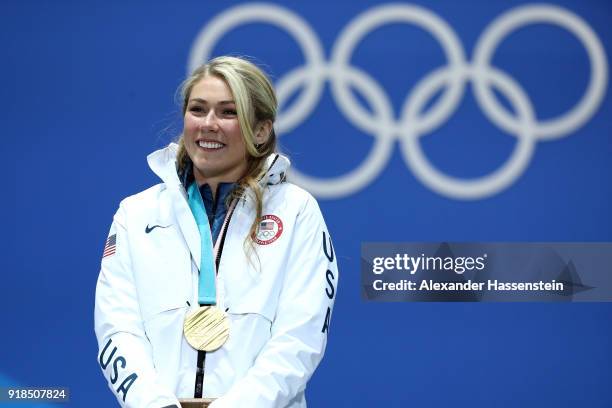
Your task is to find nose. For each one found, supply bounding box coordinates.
[201,110,219,132]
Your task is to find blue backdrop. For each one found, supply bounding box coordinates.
[2,0,611,406]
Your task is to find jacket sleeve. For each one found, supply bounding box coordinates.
[210,194,339,408]
[94,203,181,408]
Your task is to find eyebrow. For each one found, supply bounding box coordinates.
[189,98,235,105]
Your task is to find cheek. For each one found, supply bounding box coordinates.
[224,121,243,141]
[183,115,200,135]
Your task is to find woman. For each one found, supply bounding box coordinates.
[94,56,338,408]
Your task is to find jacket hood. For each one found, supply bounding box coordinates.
[147,143,291,188]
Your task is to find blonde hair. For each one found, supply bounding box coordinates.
[176,56,278,255]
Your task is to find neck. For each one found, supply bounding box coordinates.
[193,169,240,202]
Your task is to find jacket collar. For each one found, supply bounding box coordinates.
[147,142,291,190]
[147,143,182,187]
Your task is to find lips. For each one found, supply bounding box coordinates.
[197,140,225,149]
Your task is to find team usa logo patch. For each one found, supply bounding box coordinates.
[254,215,283,245]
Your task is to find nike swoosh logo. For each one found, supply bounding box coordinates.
[145,224,170,234]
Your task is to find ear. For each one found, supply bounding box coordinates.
[254,120,273,145]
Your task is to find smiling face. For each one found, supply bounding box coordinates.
[183,75,248,187]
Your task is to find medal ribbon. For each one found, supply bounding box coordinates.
[187,182,237,305]
[187,182,216,305]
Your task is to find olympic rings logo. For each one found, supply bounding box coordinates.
[259,230,274,238]
[188,3,608,200]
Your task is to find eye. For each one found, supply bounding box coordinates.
[189,106,204,114]
[223,109,237,116]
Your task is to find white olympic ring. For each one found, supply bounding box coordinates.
[188,3,608,200]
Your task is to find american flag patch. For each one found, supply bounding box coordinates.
[102,234,117,259]
[260,221,274,231]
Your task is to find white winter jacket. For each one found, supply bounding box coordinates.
[94,144,338,407]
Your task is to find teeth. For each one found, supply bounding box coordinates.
[199,141,224,149]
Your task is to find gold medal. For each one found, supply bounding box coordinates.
[183,306,230,351]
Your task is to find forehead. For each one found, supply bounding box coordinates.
[189,75,234,101]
